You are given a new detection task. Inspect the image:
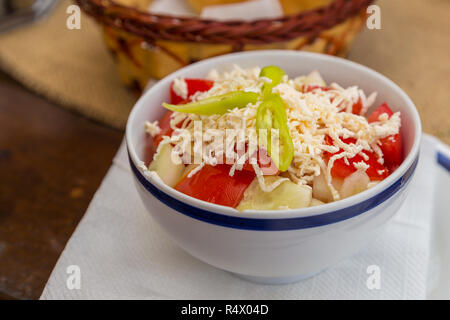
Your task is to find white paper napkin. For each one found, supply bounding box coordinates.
[40,134,446,300]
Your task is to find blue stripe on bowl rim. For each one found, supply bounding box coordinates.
[437,151,450,173]
[129,153,418,231]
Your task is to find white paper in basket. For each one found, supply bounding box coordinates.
[149,0,283,21]
[40,134,445,300]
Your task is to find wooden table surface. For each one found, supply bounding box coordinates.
[0,74,123,299]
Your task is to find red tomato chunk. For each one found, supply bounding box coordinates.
[170,79,214,105]
[175,164,255,208]
[368,103,403,170]
[324,136,390,181]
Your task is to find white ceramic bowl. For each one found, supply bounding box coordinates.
[126,51,421,284]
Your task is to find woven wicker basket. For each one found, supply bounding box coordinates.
[77,0,372,92]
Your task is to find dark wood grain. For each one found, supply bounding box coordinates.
[0,78,123,299]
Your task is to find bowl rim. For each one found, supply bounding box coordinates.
[126,50,422,221]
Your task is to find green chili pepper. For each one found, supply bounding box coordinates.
[256,94,294,172]
[256,66,293,171]
[260,65,286,96]
[162,91,259,115]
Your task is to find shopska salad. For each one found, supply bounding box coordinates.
[142,65,403,211]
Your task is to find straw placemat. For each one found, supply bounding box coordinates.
[0,0,448,144]
[0,0,137,129]
[349,0,450,145]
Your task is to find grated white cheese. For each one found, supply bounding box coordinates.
[172,78,188,100]
[145,120,161,137]
[150,66,401,200]
[191,65,264,102]
[353,161,370,172]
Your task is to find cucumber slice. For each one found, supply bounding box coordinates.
[237,176,312,211]
[148,144,186,187]
[340,170,370,199]
[304,70,326,87]
[312,172,343,203]
[310,198,325,207]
